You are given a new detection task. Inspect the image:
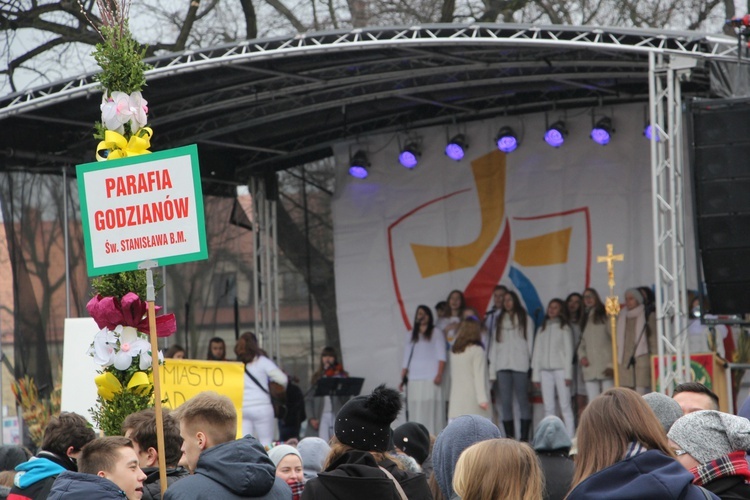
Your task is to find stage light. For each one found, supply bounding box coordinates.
[399,142,421,169]
[348,150,370,179]
[643,124,661,142]
[445,134,468,161]
[590,117,613,146]
[495,126,519,153]
[544,121,567,148]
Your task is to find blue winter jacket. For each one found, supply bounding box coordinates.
[47,471,126,499]
[163,435,291,500]
[567,450,719,500]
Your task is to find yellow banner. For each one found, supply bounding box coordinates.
[160,359,245,437]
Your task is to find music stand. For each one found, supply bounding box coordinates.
[314,377,365,399]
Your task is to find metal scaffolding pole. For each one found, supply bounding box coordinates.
[649,52,694,394]
[250,177,281,362]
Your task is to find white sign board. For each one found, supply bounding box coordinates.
[76,144,207,276]
[60,317,100,425]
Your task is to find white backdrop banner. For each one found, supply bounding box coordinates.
[332,103,683,394]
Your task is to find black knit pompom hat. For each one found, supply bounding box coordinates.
[335,384,402,452]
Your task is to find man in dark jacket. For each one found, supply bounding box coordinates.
[9,412,96,500]
[532,416,575,500]
[48,436,147,499]
[163,391,291,500]
[122,408,189,499]
[668,410,750,500]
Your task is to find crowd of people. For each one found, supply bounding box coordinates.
[0,380,748,498]
[0,284,747,499]
[400,285,727,440]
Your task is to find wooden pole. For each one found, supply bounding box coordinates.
[140,260,168,495]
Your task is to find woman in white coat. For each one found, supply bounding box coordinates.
[532,298,575,437]
[448,316,490,421]
[488,290,533,441]
[577,288,614,401]
[400,305,446,434]
[236,331,288,445]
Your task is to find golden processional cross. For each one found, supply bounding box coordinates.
[597,244,624,387]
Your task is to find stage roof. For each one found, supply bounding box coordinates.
[0,24,745,195]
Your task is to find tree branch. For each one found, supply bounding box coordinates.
[264,0,306,33]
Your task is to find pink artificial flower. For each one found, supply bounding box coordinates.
[87,293,176,338]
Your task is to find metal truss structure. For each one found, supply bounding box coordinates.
[649,53,695,394]
[250,177,281,362]
[2,24,748,386]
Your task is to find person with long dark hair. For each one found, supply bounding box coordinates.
[531,298,575,437]
[489,290,533,441]
[206,337,226,361]
[307,346,348,442]
[578,288,614,401]
[400,305,446,434]
[235,331,287,445]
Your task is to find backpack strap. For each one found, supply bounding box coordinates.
[378,466,408,500]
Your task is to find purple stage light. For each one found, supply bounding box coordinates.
[496,127,519,153]
[590,127,610,145]
[445,143,464,160]
[544,128,565,147]
[348,165,368,179]
[399,142,421,168]
[590,117,613,146]
[644,125,660,142]
[445,134,468,161]
[349,150,370,178]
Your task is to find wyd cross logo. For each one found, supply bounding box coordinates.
[388,149,592,331]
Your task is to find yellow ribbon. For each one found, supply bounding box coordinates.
[95,372,123,401]
[96,127,153,162]
[127,371,153,396]
[95,371,153,400]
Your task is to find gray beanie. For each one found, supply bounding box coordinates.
[668,410,750,464]
[297,437,330,480]
[267,444,302,467]
[643,392,683,433]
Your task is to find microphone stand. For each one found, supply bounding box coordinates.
[627,309,652,388]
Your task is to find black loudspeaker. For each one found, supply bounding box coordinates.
[690,98,750,315]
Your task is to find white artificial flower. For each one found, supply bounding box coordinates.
[128,91,149,130]
[139,349,163,370]
[90,328,117,367]
[113,326,151,371]
[100,91,132,133]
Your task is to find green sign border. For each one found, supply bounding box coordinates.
[77,144,208,277]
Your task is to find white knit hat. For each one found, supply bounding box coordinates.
[668,410,750,464]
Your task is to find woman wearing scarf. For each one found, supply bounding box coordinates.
[268,445,305,500]
[617,288,657,395]
[307,346,348,442]
[567,388,718,500]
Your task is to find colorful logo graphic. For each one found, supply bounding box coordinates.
[388,149,591,330]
